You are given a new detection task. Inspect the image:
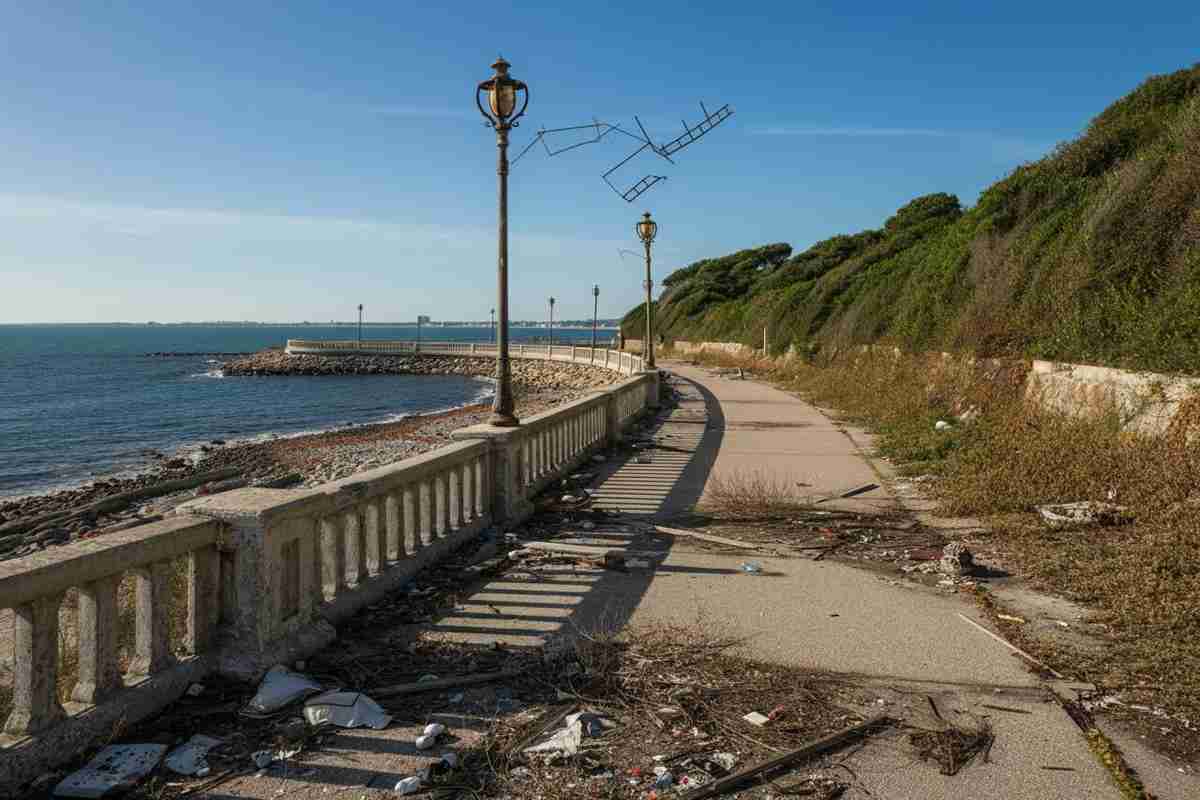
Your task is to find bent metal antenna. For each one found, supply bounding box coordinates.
[511,101,734,203]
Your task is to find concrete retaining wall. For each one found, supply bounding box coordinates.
[1025,359,1200,436]
[665,339,1200,436]
[668,340,758,358]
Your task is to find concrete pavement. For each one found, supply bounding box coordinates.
[430,363,1122,799]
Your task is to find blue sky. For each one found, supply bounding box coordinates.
[1,2,1196,323]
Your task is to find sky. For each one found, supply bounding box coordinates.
[0,2,1197,324]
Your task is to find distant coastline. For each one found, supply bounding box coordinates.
[0,321,623,328]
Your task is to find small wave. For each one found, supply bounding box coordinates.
[189,369,226,379]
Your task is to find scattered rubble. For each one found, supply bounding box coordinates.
[1036,501,1133,528]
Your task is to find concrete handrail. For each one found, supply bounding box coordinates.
[283,339,646,376]
[0,367,659,794]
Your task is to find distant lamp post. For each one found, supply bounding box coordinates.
[591,284,600,352]
[357,304,363,345]
[548,297,556,348]
[491,307,496,345]
[635,211,658,370]
[476,56,529,427]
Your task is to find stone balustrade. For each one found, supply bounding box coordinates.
[0,370,657,794]
[283,340,645,376]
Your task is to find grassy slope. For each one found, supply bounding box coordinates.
[625,64,1200,372]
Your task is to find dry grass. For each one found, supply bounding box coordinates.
[681,347,1200,731]
[702,469,809,519]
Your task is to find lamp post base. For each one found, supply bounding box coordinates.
[488,411,520,427]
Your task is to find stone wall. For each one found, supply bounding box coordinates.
[1026,360,1200,436]
[668,340,758,358]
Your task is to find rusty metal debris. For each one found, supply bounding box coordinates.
[510,101,734,202]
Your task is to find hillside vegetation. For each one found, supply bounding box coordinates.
[625,64,1200,372]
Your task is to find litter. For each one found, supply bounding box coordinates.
[1036,501,1131,528]
[302,690,392,730]
[416,722,447,750]
[243,665,323,716]
[524,711,615,757]
[743,711,770,726]
[934,420,952,431]
[710,752,738,772]
[997,614,1026,624]
[739,561,763,575]
[394,776,423,795]
[939,542,974,576]
[164,735,222,777]
[54,744,168,798]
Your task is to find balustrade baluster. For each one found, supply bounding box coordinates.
[3,593,66,735]
[320,516,347,598]
[462,461,474,523]
[344,510,367,585]
[366,500,386,575]
[186,545,220,655]
[419,480,434,546]
[385,492,403,560]
[73,576,121,704]
[435,472,450,537]
[449,468,462,531]
[474,455,487,518]
[130,561,172,677]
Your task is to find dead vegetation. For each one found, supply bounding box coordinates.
[677,346,1200,759]
[701,469,809,518]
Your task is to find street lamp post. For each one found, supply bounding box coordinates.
[357,303,363,345]
[476,57,529,427]
[490,308,496,345]
[548,297,555,349]
[591,284,599,354]
[635,211,658,370]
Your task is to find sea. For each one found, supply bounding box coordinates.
[0,324,614,500]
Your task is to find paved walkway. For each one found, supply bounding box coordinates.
[208,362,1123,800]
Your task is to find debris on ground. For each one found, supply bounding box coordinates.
[524,711,616,757]
[242,665,323,717]
[939,541,975,577]
[163,734,223,777]
[907,717,994,775]
[416,722,447,750]
[1036,501,1132,528]
[54,744,168,798]
[302,690,392,730]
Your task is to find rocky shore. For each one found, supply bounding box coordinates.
[0,351,621,561]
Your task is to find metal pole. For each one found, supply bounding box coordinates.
[548,298,554,347]
[491,308,496,345]
[417,317,422,350]
[357,304,363,345]
[491,125,517,425]
[591,285,598,351]
[644,240,656,370]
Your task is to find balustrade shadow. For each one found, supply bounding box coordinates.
[200,371,737,798]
